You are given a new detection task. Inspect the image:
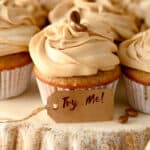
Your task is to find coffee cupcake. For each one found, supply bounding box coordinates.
[30,11,121,105]
[0,4,39,99]
[49,0,138,41]
[118,29,150,114]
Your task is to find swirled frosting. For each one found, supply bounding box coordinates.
[50,0,124,22]
[38,0,64,11]
[29,18,120,78]
[118,29,150,73]
[0,0,47,28]
[0,4,39,56]
[49,0,138,40]
[121,0,150,28]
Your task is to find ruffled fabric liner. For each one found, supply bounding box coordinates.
[0,63,32,100]
[0,123,150,150]
[124,75,150,114]
[36,78,119,105]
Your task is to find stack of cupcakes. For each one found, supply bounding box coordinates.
[43,0,150,114]
[29,0,141,111]
[0,0,149,116]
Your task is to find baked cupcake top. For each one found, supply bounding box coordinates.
[29,11,120,78]
[49,0,138,41]
[0,3,39,56]
[118,29,150,73]
[1,0,47,28]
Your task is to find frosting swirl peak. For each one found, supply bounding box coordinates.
[0,4,39,56]
[118,29,150,73]
[0,0,47,28]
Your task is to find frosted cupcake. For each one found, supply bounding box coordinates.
[118,29,150,114]
[0,4,39,99]
[49,0,138,41]
[30,11,121,105]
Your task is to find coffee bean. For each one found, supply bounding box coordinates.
[85,0,96,2]
[118,115,128,124]
[72,23,87,32]
[125,108,138,117]
[70,11,80,24]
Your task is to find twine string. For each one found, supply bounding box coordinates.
[0,105,50,123]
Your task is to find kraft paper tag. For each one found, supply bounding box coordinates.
[47,89,114,123]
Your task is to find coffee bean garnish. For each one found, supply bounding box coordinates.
[85,0,96,2]
[118,115,128,124]
[70,11,87,32]
[125,108,138,117]
[73,23,87,32]
[70,11,80,24]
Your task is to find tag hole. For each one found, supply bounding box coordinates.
[53,103,59,110]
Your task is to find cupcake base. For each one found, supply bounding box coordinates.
[124,75,150,114]
[36,78,119,105]
[0,63,32,100]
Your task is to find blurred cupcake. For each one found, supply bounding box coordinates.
[49,0,138,41]
[118,29,150,114]
[0,4,39,99]
[120,0,150,30]
[30,11,121,105]
[1,0,48,28]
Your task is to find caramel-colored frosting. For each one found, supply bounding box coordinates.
[29,13,120,78]
[39,0,64,11]
[50,0,123,23]
[49,0,138,40]
[1,0,47,28]
[119,29,150,73]
[121,0,150,27]
[0,4,39,56]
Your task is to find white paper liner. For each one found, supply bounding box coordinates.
[124,75,150,114]
[0,63,32,100]
[36,78,119,105]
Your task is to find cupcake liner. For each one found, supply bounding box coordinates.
[0,63,33,100]
[124,75,150,114]
[36,78,119,105]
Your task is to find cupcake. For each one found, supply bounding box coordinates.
[1,0,48,28]
[49,0,138,41]
[118,29,150,114]
[0,4,39,99]
[29,11,121,105]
